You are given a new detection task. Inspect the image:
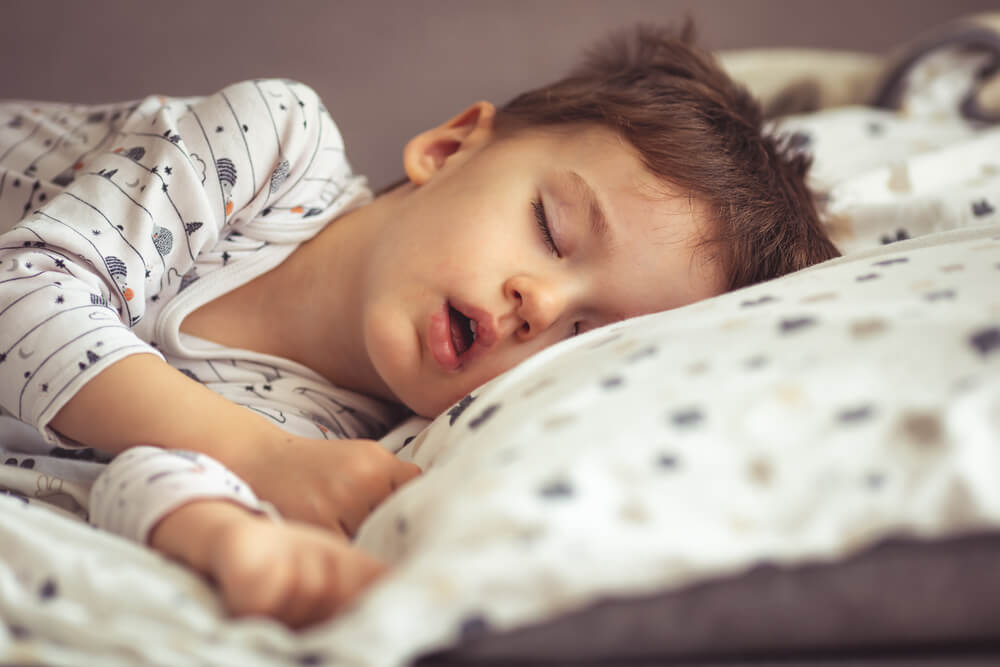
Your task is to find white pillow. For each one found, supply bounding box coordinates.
[323,106,1000,665]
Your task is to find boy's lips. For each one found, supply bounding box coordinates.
[428,300,496,371]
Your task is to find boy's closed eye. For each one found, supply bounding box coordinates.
[530,190,594,338]
[532,198,561,257]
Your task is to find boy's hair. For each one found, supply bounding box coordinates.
[493,22,840,291]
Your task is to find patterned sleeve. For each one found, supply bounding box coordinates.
[89,445,280,544]
[0,79,363,445]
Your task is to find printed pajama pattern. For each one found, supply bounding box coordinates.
[0,80,403,543]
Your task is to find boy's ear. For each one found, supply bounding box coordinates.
[403,101,496,185]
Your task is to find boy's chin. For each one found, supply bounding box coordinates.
[394,383,470,421]
[403,393,460,420]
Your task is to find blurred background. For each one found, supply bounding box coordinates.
[2,0,996,190]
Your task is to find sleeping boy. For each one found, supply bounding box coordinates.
[0,24,838,628]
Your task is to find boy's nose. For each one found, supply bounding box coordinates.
[503,275,569,341]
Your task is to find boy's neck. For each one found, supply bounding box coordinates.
[180,187,405,405]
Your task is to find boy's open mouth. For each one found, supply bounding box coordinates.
[448,305,476,357]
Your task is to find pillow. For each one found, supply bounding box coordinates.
[315,49,1000,665]
[332,219,1000,665]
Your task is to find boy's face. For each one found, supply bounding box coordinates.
[358,105,724,418]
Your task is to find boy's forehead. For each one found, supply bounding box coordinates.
[536,125,687,201]
[549,135,707,238]
[499,123,715,251]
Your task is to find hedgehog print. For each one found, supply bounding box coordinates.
[113,146,146,162]
[104,255,134,301]
[151,226,173,256]
[216,157,237,217]
[269,159,290,196]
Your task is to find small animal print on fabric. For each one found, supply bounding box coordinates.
[216,157,237,215]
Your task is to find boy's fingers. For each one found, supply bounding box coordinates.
[330,518,350,539]
[232,560,298,620]
[351,461,422,522]
[394,461,423,486]
[336,512,363,538]
[334,550,388,612]
[278,550,328,629]
[286,540,386,627]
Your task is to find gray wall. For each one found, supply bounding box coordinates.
[2,0,995,190]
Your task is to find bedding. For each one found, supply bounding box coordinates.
[2,13,1000,667]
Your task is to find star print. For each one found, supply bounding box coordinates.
[164,166,172,175]
[279,104,286,110]
[41,384,48,392]
[244,385,254,391]
[145,269,151,278]
[150,166,158,174]
[242,124,248,132]
[221,251,231,264]
[0,353,6,363]
[263,384,272,391]
[54,259,65,269]
[162,183,168,192]
[56,295,64,304]
[215,126,223,133]
[91,230,101,236]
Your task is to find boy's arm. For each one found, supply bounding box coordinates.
[0,79,360,450]
[49,353,284,461]
[71,356,422,536]
[149,499,386,628]
[90,446,392,627]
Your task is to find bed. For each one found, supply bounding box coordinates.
[2,13,999,667]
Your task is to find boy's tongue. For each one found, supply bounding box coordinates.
[449,306,473,357]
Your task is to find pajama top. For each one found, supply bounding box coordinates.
[0,79,406,542]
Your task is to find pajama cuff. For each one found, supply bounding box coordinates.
[89,445,281,545]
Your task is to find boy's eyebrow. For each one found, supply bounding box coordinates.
[563,170,612,244]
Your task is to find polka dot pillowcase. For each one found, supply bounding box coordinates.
[326,107,1000,663]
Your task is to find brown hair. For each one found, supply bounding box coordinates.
[493,23,840,291]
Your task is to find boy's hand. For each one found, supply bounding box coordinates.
[50,355,421,535]
[152,500,387,628]
[231,436,422,537]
